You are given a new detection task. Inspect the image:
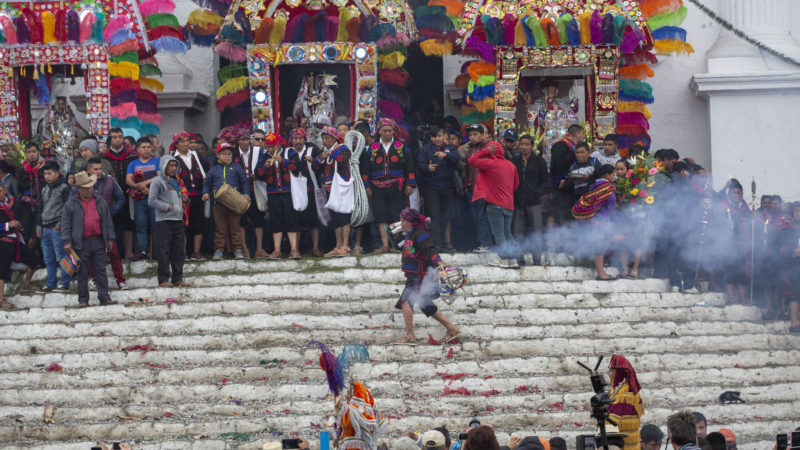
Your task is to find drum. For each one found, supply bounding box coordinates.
[214,183,251,215]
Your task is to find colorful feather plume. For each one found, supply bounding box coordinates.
[578,11,591,45]
[254,17,272,44]
[66,10,79,42]
[305,341,344,397]
[79,13,95,43]
[337,343,369,374]
[613,14,627,45]
[378,99,404,122]
[213,41,247,62]
[110,28,137,45]
[111,103,138,119]
[233,9,252,42]
[542,18,560,46]
[326,16,338,41]
[602,13,615,44]
[111,78,138,94]
[647,6,688,31]
[622,49,658,66]
[379,84,410,110]
[139,77,164,92]
[428,0,464,17]
[368,23,396,43]
[502,15,517,46]
[215,89,249,111]
[110,51,139,65]
[589,10,603,44]
[109,40,140,56]
[269,14,287,44]
[358,14,376,43]
[217,64,247,84]
[525,16,545,48]
[91,12,105,43]
[618,101,652,119]
[140,0,176,17]
[0,15,18,44]
[419,38,452,57]
[42,11,56,44]
[109,61,140,80]
[151,36,187,53]
[146,13,180,30]
[640,0,684,18]
[22,8,42,43]
[111,91,140,107]
[13,17,30,44]
[285,14,304,43]
[345,17,360,42]
[654,39,694,55]
[521,15,535,46]
[34,73,50,105]
[187,9,223,28]
[378,68,409,87]
[620,28,645,54]
[514,18,526,46]
[464,35,495,63]
[139,64,162,77]
[216,76,249,98]
[484,17,504,45]
[103,15,131,42]
[190,30,216,46]
[619,64,655,80]
[312,11,327,42]
[652,26,687,41]
[138,112,163,125]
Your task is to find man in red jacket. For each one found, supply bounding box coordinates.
[468,140,519,268]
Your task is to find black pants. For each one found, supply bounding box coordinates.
[77,237,110,304]
[424,187,454,249]
[155,220,185,284]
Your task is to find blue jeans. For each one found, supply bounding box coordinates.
[486,203,514,259]
[41,227,70,288]
[133,198,155,254]
[466,191,493,248]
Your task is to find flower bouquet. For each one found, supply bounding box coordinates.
[615,154,669,212]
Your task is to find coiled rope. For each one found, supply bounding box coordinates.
[346,130,369,227]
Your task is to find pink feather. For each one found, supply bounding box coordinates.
[213,41,247,62]
[465,36,495,63]
[590,10,603,45]
[620,28,644,54]
[103,15,130,42]
[138,112,163,125]
[617,112,650,130]
[376,31,411,50]
[79,13,96,43]
[139,0,176,17]
[502,15,516,46]
[0,16,17,44]
[111,103,138,120]
[378,100,403,123]
[378,68,409,87]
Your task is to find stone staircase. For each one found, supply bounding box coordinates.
[0,254,798,449]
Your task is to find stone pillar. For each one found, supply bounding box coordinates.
[692,0,800,199]
[155,54,209,147]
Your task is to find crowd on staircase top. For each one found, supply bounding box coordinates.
[0,116,799,334]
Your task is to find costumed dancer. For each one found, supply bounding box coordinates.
[335,381,385,450]
[256,133,302,259]
[316,126,354,257]
[43,95,88,174]
[171,131,208,260]
[393,208,459,345]
[363,118,417,253]
[607,355,644,450]
[288,127,324,257]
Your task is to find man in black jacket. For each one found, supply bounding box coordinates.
[511,135,548,264]
[549,124,584,225]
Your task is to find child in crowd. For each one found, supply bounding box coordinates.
[202,143,249,260]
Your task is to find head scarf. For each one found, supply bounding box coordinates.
[170,131,192,152]
[290,128,308,140]
[400,207,430,232]
[377,117,397,131]
[609,354,641,394]
[320,126,342,143]
[264,133,285,147]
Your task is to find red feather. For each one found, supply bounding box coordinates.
[137,88,158,107]
[55,10,68,42]
[346,17,360,42]
[148,25,182,40]
[215,89,249,111]
[254,17,272,44]
[378,69,410,87]
[23,8,43,43]
[111,78,139,94]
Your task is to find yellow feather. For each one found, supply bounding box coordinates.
[140,77,164,92]
[654,39,695,55]
[514,19,526,46]
[42,11,56,44]
[378,51,405,69]
[419,39,452,57]
[216,76,249,98]
[269,15,287,44]
[578,11,592,45]
[187,9,222,27]
[109,61,140,81]
[337,7,352,42]
[618,101,652,119]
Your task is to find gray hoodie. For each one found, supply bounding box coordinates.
[147,155,184,222]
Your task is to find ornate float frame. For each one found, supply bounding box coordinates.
[494,44,620,143]
[247,41,378,133]
[0,44,111,143]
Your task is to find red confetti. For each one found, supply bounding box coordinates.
[446,348,454,359]
[145,363,169,369]
[515,386,529,393]
[485,405,495,412]
[45,362,63,372]
[437,372,470,381]
[483,375,494,379]
[574,422,583,427]
[304,360,314,365]
[549,402,565,411]
[283,409,291,414]
[734,364,740,368]
[443,387,472,396]
[164,412,174,418]
[480,389,501,396]
[427,334,441,345]
[220,378,228,386]
[124,345,157,355]
[291,323,304,328]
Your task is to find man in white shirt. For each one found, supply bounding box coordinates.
[236,129,267,258]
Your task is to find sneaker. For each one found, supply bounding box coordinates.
[473,246,489,253]
[684,287,700,294]
[694,301,712,307]
[117,282,128,290]
[212,250,224,260]
[54,286,70,293]
[789,325,800,334]
[129,253,146,262]
[670,286,680,292]
[234,249,245,260]
[488,258,507,268]
[507,259,519,269]
[190,253,205,261]
[38,286,54,293]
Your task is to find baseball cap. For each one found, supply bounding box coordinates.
[421,430,446,449]
[502,129,518,141]
[466,123,485,134]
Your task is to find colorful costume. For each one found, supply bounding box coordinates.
[529,94,578,164]
[607,354,644,450]
[395,208,443,317]
[336,382,385,450]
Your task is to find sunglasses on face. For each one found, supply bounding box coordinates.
[252,137,265,141]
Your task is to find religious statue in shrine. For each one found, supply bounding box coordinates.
[523,79,579,162]
[43,96,86,174]
[294,72,337,129]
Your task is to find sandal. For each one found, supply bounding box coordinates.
[289,251,301,260]
[267,251,282,260]
[596,275,618,281]
[375,247,390,254]
[0,301,15,311]
[351,246,364,255]
[394,335,417,345]
[443,327,460,344]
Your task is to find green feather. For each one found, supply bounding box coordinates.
[146,13,180,30]
[558,14,572,45]
[139,64,162,77]
[647,6,688,31]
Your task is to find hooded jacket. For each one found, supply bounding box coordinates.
[468,142,519,210]
[38,174,70,229]
[148,156,185,222]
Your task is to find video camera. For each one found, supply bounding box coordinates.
[577,356,615,450]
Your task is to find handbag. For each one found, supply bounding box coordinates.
[289,148,309,212]
[253,180,268,212]
[59,248,80,276]
[307,162,330,226]
[325,161,354,214]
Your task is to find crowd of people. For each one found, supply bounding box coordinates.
[0,117,798,334]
